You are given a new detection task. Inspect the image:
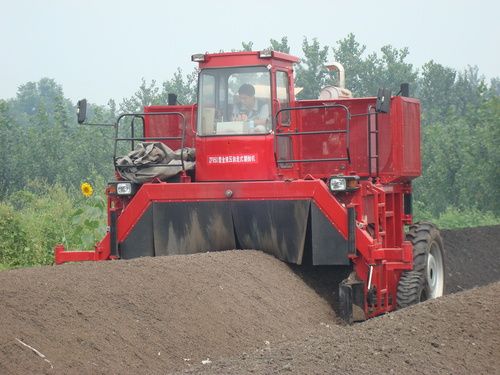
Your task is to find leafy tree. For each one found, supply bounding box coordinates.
[54,92,68,128]
[31,98,49,127]
[331,33,367,95]
[369,45,418,96]
[461,95,500,213]
[269,37,290,53]
[488,77,500,97]
[120,78,161,113]
[0,100,16,197]
[414,92,500,217]
[417,60,457,124]
[241,41,254,51]
[13,81,38,116]
[160,68,197,105]
[1,79,116,192]
[295,37,330,99]
[11,78,70,126]
[453,65,483,116]
[332,34,418,97]
[108,99,117,119]
[120,69,197,112]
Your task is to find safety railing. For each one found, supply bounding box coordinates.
[274,104,351,165]
[113,112,188,171]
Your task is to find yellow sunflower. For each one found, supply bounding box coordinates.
[80,182,93,197]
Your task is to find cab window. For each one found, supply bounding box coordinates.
[198,66,271,136]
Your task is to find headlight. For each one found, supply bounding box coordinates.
[116,182,132,195]
[330,178,347,191]
[329,175,360,192]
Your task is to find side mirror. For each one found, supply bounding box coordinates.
[375,88,391,113]
[167,93,178,106]
[77,99,87,124]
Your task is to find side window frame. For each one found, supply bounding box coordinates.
[276,70,291,126]
[197,73,216,135]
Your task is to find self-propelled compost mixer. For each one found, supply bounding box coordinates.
[55,51,445,323]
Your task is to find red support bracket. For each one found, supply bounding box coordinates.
[54,240,113,265]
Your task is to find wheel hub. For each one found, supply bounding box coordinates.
[426,242,444,298]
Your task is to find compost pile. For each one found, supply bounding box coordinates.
[0,226,499,375]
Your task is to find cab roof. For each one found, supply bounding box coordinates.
[193,51,300,69]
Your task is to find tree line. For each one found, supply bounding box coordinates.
[0,34,498,267]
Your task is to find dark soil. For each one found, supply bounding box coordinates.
[442,225,500,293]
[184,282,500,375]
[0,225,498,374]
[0,251,338,374]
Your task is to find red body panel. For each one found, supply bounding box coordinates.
[144,105,197,149]
[281,97,421,182]
[195,135,277,181]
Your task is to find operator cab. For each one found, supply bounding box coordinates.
[193,51,299,181]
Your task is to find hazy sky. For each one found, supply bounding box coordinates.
[1,0,499,105]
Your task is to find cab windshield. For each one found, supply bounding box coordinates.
[197,66,271,136]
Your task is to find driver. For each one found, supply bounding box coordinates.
[232,83,269,128]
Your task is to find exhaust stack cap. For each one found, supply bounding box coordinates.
[319,62,353,99]
[325,62,346,89]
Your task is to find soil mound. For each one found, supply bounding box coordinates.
[0,225,498,374]
[186,281,500,374]
[0,251,337,374]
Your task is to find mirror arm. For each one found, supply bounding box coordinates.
[80,122,116,127]
[77,98,116,126]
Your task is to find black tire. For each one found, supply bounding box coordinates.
[405,222,446,300]
[397,271,425,308]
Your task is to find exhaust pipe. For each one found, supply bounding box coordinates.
[319,62,352,100]
[325,62,346,89]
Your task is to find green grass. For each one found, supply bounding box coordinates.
[414,203,500,229]
[0,180,106,269]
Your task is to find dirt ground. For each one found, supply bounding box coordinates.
[442,225,500,293]
[0,225,498,374]
[184,282,500,375]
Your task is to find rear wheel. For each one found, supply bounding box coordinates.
[406,222,445,300]
[397,271,425,308]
